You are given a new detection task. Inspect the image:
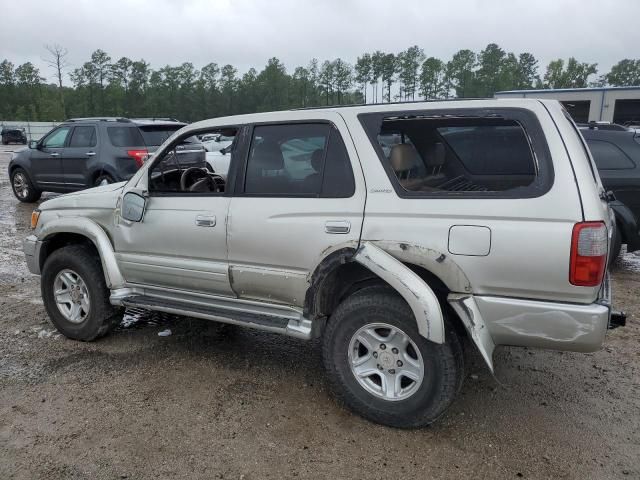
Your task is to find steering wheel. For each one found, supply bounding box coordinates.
[179,167,224,193]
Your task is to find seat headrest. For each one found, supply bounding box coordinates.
[425,142,445,167]
[390,143,421,172]
[251,141,284,170]
[310,149,324,172]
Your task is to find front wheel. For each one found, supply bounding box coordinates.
[322,286,464,428]
[11,167,42,202]
[41,245,121,341]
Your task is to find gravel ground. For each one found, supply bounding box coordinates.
[0,145,639,479]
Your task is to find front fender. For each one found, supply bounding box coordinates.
[354,242,445,344]
[38,217,125,289]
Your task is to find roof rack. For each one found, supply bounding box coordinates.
[129,117,182,123]
[65,117,132,123]
[290,98,491,111]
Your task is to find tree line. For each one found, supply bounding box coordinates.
[1,43,639,122]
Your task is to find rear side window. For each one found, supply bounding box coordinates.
[138,125,182,146]
[359,108,552,197]
[107,126,144,147]
[244,123,354,197]
[69,126,97,148]
[586,140,636,170]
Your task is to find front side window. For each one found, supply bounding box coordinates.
[148,127,234,195]
[244,123,354,197]
[361,110,551,197]
[69,126,97,148]
[42,126,71,148]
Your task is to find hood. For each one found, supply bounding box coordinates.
[11,146,29,156]
[39,182,126,211]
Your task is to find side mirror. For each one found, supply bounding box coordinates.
[29,140,38,149]
[121,192,146,222]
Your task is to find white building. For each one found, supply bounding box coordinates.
[495,86,640,124]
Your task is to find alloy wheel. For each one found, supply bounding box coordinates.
[348,322,424,401]
[12,172,29,199]
[53,269,91,324]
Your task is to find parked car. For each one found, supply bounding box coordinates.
[8,117,204,202]
[1,127,27,145]
[579,124,640,258]
[23,99,619,428]
[203,133,234,152]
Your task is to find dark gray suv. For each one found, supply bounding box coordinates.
[8,117,204,202]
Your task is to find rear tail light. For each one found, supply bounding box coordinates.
[127,149,149,168]
[569,222,608,286]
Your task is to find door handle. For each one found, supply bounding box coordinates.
[50,152,59,157]
[195,215,216,227]
[325,220,351,234]
[86,151,96,156]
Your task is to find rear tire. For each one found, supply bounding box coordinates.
[41,245,121,341]
[322,285,464,428]
[10,167,42,203]
[610,224,622,263]
[94,174,115,187]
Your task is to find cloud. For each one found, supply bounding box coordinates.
[0,0,637,83]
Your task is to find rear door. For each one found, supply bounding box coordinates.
[62,124,98,187]
[30,125,71,188]
[227,117,366,307]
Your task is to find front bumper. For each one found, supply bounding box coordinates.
[23,235,42,275]
[476,278,611,353]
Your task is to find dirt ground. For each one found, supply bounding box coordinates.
[0,145,638,480]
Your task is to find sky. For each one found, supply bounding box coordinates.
[0,0,637,84]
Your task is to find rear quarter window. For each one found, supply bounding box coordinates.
[586,140,636,170]
[107,126,144,147]
[359,108,553,198]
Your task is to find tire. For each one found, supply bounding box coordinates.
[322,285,464,428]
[94,174,115,187]
[10,167,42,203]
[41,244,121,341]
[610,224,622,263]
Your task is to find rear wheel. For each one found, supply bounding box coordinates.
[610,224,622,263]
[94,174,115,187]
[11,167,42,203]
[42,245,121,341]
[322,286,464,428]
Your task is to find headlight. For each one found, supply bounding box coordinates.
[30,209,41,229]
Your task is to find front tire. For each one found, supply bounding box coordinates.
[11,167,42,202]
[41,245,120,341]
[322,286,464,428]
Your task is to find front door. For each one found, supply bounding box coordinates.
[112,138,234,296]
[227,118,366,307]
[31,125,71,188]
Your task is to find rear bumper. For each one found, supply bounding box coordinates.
[23,235,42,275]
[476,279,611,353]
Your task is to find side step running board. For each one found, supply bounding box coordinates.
[115,294,314,340]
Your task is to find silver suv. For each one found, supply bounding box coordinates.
[24,99,615,428]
